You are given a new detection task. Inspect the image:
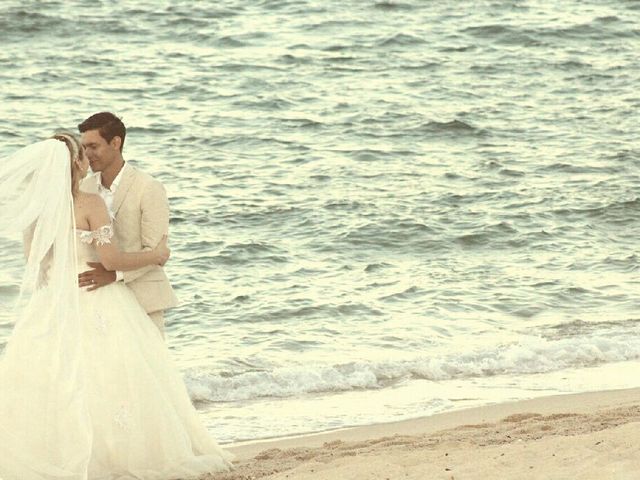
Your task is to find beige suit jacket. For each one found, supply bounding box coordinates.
[81,165,179,314]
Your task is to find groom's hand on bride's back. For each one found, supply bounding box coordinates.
[78,262,117,291]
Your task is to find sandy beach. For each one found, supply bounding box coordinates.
[206,388,640,480]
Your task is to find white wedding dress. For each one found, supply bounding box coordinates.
[0,228,233,479]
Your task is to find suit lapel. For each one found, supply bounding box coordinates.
[112,165,136,217]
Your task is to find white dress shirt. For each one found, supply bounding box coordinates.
[96,163,128,281]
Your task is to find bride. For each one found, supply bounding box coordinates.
[0,134,233,479]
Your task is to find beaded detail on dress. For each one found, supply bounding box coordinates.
[114,404,133,432]
[78,225,114,246]
[95,313,108,333]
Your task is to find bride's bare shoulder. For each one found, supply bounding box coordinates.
[75,192,106,211]
[74,193,108,230]
[75,193,110,230]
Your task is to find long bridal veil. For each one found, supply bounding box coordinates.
[0,138,93,478]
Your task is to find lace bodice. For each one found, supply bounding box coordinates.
[76,225,114,271]
[78,225,114,246]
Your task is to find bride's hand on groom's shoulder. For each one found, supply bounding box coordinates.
[154,235,170,266]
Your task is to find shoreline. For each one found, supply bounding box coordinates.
[209,387,640,479]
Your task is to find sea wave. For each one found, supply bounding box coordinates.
[184,329,640,403]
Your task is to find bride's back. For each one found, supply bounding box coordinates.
[74,192,101,231]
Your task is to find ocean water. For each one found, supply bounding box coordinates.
[0,0,639,444]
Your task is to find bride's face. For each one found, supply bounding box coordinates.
[77,147,90,178]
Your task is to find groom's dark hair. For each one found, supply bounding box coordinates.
[78,112,126,152]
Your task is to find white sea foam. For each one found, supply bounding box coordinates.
[185,330,640,403]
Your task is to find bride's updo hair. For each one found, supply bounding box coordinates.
[51,132,84,198]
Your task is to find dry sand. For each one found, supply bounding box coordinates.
[203,388,640,480]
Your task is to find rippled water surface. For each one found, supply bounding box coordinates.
[1,0,639,443]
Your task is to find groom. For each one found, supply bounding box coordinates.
[77,112,178,336]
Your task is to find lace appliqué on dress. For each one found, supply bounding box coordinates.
[95,313,108,333]
[114,403,133,431]
[79,225,114,246]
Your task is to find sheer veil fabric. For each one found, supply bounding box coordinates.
[0,139,233,479]
[0,139,92,478]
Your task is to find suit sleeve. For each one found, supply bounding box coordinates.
[122,179,170,284]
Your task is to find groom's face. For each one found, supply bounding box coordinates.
[81,129,120,173]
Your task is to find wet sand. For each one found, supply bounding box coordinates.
[206,388,640,479]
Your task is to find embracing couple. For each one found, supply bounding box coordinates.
[0,113,233,478]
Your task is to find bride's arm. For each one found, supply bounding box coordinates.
[85,195,169,271]
[22,224,34,259]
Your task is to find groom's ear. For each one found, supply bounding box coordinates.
[110,136,122,151]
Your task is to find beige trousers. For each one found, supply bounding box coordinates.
[148,310,165,339]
